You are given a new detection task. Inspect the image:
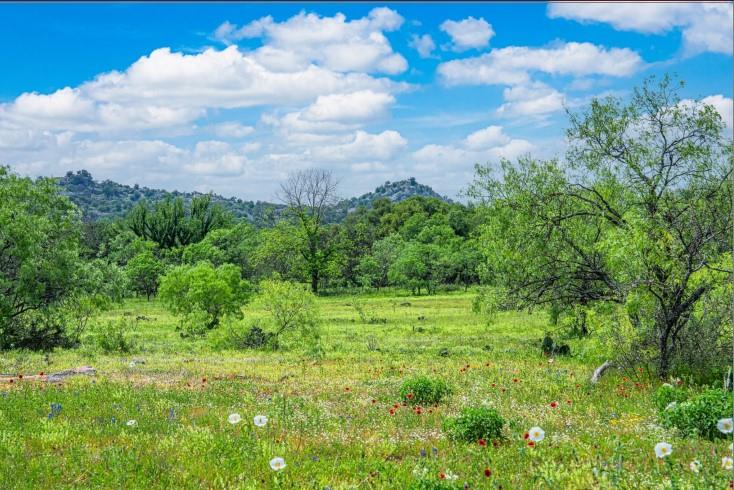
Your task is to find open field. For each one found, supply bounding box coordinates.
[0,292,730,489]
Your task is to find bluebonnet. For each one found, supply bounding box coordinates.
[420,448,427,458]
[168,408,175,421]
[47,402,62,419]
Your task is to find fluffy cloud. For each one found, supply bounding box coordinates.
[0,46,405,137]
[547,3,733,55]
[496,82,566,118]
[301,90,395,123]
[440,17,494,51]
[438,42,643,86]
[412,125,533,172]
[310,130,407,162]
[409,34,436,58]
[213,7,407,74]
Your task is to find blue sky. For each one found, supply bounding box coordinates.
[0,2,731,201]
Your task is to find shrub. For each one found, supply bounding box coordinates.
[660,388,733,439]
[653,384,689,412]
[399,376,452,406]
[159,262,251,337]
[255,279,320,349]
[96,318,137,353]
[444,406,505,442]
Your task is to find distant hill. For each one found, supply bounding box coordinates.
[327,177,451,222]
[56,170,451,225]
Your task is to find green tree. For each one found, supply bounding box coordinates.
[127,195,231,249]
[159,262,251,337]
[468,76,732,377]
[278,169,340,294]
[125,250,164,300]
[0,167,88,349]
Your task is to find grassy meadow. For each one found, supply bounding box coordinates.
[0,292,730,489]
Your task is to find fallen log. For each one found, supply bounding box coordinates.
[590,360,614,384]
[0,366,96,384]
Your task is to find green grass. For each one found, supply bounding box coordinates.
[0,292,730,488]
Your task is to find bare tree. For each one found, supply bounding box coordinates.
[278,169,340,293]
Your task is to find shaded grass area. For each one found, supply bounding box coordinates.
[0,293,729,488]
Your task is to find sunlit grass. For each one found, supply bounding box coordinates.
[0,292,729,488]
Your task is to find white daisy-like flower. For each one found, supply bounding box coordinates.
[126,419,137,427]
[654,442,672,458]
[665,402,677,411]
[717,418,733,434]
[128,361,136,368]
[528,426,545,442]
[444,470,458,481]
[662,383,673,388]
[729,442,733,453]
[253,415,268,427]
[689,460,701,474]
[269,457,286,471]
[228,413,242,425]
[723,456,734,470]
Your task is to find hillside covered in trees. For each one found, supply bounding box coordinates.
[57,170,449,225]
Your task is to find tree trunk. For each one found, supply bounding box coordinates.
[311,270,319,294]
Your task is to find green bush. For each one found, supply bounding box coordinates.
[96,318,137,353]
[653,383,689,411]
[443,406,505,442]
[399,376,452,406]
[660,388,733,439]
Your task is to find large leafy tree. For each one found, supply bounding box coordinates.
[469,76,732,377]
[127,195,231,249]
[278,169,340,294]
[0,167,105,349]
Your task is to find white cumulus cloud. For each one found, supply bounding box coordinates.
[547,3,733,55]
[440,17,495,51]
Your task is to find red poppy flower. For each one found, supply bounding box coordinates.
[566,399,572,405]
[439,472,446,480]
[428,408,433,414]
[8,379,13,384]
[465,364,470,369]
[527,441,535,447]
[492,440,499,447]
[407,393,414,400]
[18,374,23,379]
[201,378,207,383]
[550,401,558,408]
[393,403,399,409]
[523,432,529,440]
[491,383,497,388]
[345,387,351,391]
[389,409,395,416]
[484,467,492,477]
[478,439,487,447]
[39,372,44,376]
[512,378,519,383]
[371,399,377,404]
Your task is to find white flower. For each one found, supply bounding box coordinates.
[689,460,701,473]
[662,383,673,388]
[253,415,268,427]
[444,470,458,481]
[228,413,242,425]
[654,442,672,458]
[723,456,734,470]
[126,419,137,427]
[729,442,733,453]
[270,457,286,471]
[717,418,733,434]
[528,426,545,442]
[665,402,677,411]
[128,361,136,368]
